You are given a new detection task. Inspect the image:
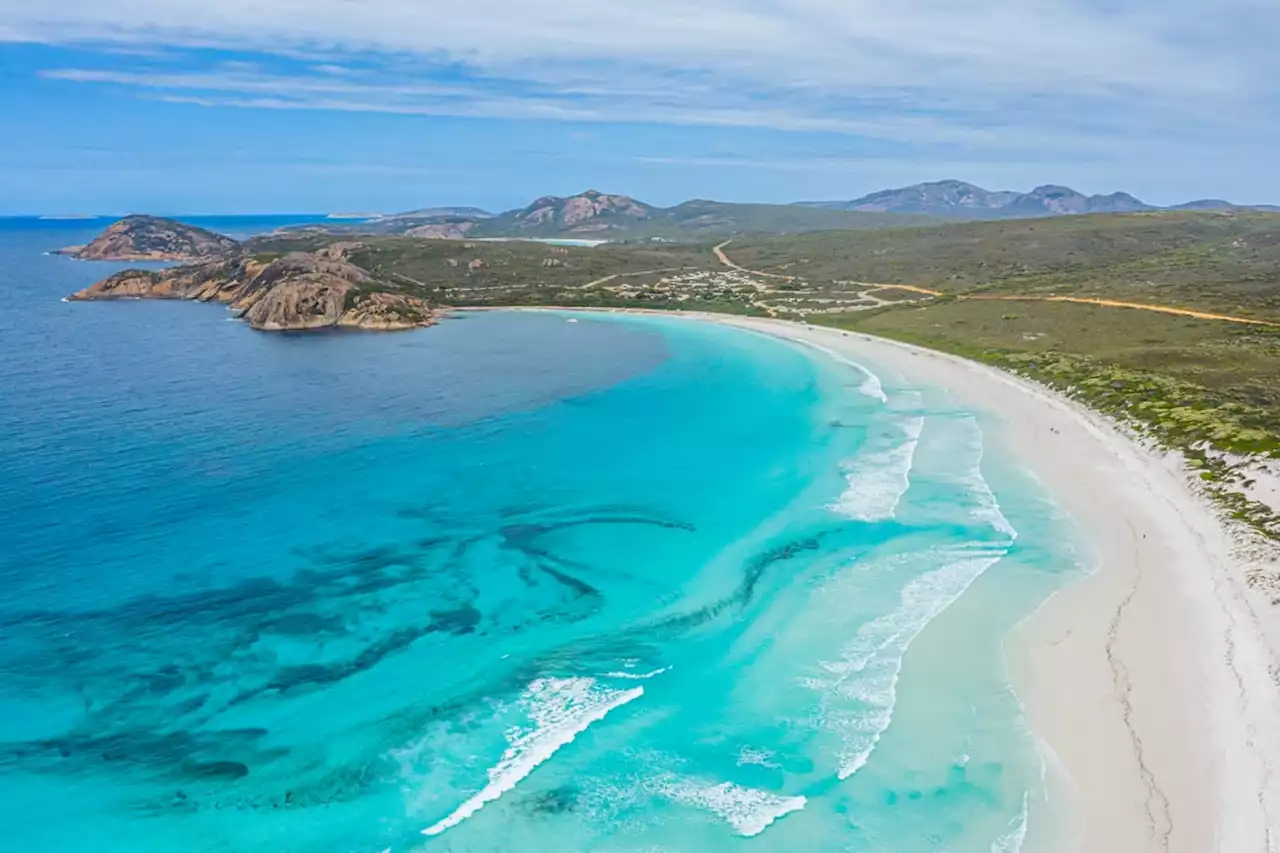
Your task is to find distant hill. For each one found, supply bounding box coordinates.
[375,206,494,222]
[477,190,656,237]
[657,199,938,235]
[1167,199,1280,213]
[801,179,1276,219]
[315,190,939,242]
[56,215,239,261]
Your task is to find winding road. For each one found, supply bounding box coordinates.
[712,241,1280,328]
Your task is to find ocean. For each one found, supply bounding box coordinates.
[0,217,1084,852]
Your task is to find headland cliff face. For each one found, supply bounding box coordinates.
[68,244,438,332]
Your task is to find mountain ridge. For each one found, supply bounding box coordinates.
[799,179,1279,219]
[290,189,939,240]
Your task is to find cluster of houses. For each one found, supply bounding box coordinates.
[603,269,764,301]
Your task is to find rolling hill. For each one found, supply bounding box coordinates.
[800,179,1278,220]
[291,190,939,242]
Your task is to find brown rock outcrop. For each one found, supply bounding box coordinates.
[57,215,239,261]
[67,250,438,332]
[509,190,654,234]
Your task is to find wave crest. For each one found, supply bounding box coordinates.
[422,677,643,836]
[828,416,924,522]
[654,776,805,837]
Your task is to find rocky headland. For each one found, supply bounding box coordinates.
[68,242,439,332]
[56,215,240,261]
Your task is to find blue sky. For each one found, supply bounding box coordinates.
[2,0,1278,214]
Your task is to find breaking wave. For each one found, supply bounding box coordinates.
[805,543,1012,779]
[654,776,805,837]
[603,667,669,680]
[811,415,1018,778]
[828,417,924,522]
[797,341,888,402]
[422,677,644,836]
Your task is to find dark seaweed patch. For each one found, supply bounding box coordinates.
[523,785,578,815]
[0,500,709,817]
[429,604,481,635]
[184,760,250,780]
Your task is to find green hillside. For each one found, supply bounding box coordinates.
[728,211,1280,319]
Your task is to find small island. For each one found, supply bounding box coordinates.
[56,214,239,261]
[66,218,439,332]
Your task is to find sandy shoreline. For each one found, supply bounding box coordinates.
[715,314,1280,853]
[477,307,1280,851]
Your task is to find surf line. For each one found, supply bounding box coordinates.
[795,339,889,403]
[828,416,924,522]
[422,677,644,837]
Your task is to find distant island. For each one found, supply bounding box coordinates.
[55,214,238,261]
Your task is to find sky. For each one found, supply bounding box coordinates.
[1,0,1278,214]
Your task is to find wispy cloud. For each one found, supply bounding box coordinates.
[11,1,1279,103]
[6,0,1280,199]
[51,69,1028,145]
[4,0,1268,95]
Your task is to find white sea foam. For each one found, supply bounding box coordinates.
[603,667,669,680]
[800,341,888,402]
[736,746,781,769]
[810,543,1011,778]
[991,792,1030,853]
[810,417,1019,778]
[828,416,924,522]
[655,776,806,836]
[422,677,643,836]
[956,418,1019,540]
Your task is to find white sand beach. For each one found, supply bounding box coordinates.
[708,314,1280,853]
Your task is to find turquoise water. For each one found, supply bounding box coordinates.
[0,220,1083,851]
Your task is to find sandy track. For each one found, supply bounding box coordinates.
[711,243,1280,327]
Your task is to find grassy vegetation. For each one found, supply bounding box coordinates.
[606,200,940,241]
[729,211,1280,320]
[242,232,339,256]
[244,233,723,308]
[346,237,711,298]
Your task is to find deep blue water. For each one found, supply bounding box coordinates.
[0,219,1083,852]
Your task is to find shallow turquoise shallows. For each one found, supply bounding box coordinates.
[0,219,1083,852]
